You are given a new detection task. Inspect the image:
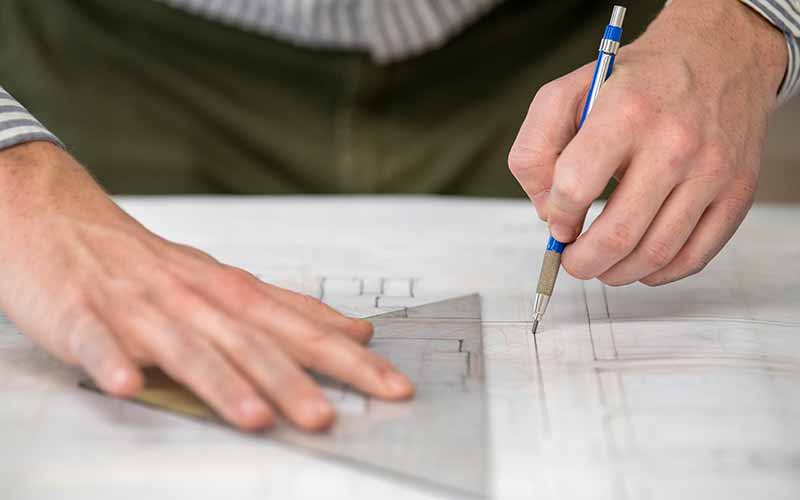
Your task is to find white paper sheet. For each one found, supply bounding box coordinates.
[1,197,798,500]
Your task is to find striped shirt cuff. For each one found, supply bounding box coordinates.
[0,86,64,151]
[738,0,800,104]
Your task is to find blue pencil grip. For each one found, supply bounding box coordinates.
[546,236,566,254]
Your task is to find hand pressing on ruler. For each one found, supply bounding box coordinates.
[0,142,414,431]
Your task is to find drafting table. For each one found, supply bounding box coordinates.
[1,197,799,499]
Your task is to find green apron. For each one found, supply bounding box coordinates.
[0,0,663,195]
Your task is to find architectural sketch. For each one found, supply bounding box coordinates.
[1,198,798,499]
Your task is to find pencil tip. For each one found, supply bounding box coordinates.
[531,320,539,335]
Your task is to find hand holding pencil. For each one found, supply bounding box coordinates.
[509,0,788,332]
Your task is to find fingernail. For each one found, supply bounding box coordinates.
[240,398,269,421]
[303,399,334,423]
[549,224,574,242]
[109,368,136,394]
[384,372,413,396]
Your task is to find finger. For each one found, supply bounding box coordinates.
[599,176,722,285]
[162,291,336,431]
[68,316,143,397]
[111,301,274,431]
[237,333,336,431]
[258,281,374,344]
[179,267,413,399]
[508,65,593,219]
[172,243,218,263]
[641,179,755,286]
[290,331,414,401]
[177,264,374,344]
[560,151,679,280]
[236,295,413,400]
[546,89,637,242]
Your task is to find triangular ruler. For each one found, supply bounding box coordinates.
[81,294,488,498]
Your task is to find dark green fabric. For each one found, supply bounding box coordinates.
[0,0,663,195]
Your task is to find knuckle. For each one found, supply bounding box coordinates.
[532,80,567,107]
[618,91,651,122]
[219,266,255,290]
[299,293,324,311]
[662,122,702,164]
[640,239,674,268]
[507,145,531,175]
[551,172,592,210]
[293,323,338,369]
[597,223,636,255]
[218,267,262,308]
[224,336,255,365]
[508,142,550,182]
[306,325,334,345]
[175,243,217,263]
[352,346,384,370]
[352,319,375,341]
[678,251,710,277]
[298,339,331,370]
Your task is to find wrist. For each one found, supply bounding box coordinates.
[0,143,61,218]
[0,142,136,242]
[0,142,102,215]
[636,0,788,103]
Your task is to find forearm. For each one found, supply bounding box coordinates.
[0,142,116,228]
[0,143,121,312]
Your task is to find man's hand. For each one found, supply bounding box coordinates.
[509,0,787,286]
[0,142,413,431]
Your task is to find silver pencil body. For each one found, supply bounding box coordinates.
[530,6,626,335]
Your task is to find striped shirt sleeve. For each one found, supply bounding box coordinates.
[0,86,64,151]
[738,0,800,104]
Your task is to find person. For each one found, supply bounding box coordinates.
[0,0,796,432]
